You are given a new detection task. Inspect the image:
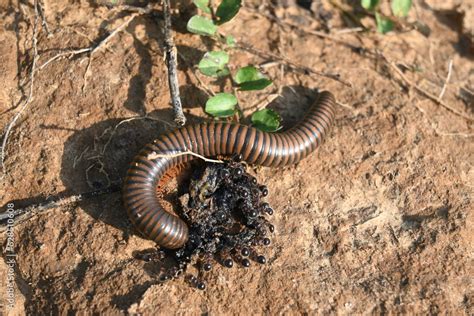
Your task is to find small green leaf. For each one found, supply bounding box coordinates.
[216,0,241,25]
[239,79,272,91]
[375,13,394,34]
[361,0,379,10]
[234,66,272,91]
[251,109,281,132]
[198,51,230,77]
[193,0,211,13]
[187,16,217,36]
[234,66,261,83]
[391,0,412,17]
[205,93,237,117]
[226,35,236,47]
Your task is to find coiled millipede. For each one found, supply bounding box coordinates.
[123,91,336,249]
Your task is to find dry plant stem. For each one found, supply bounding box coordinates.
[39,47,92,70]
[163,0,186,127]
[37,0,51,36]
[249,5,471,121]
[118,4,153,14]
[3,9,143,173]
[39,12,142,71]
[147,151,224,164]
[243,93,279,116]
[101,115,174,156]
[193,68,216,96]
[244,6,364,53]
[336,101,354,110]
[177,52,215,97]
[0,185,121,232]
[384,55,473,121]
[236,41,352,87]
[438,59,453,101]
[1,0,39,175]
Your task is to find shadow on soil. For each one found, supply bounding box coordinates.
[1,85,321,239]
[0,85,322,309]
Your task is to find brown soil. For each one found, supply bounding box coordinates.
[1,0,473,314]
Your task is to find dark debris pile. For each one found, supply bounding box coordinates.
[134,155,275,290]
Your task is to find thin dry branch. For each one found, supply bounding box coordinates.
[177,52,215,97]
[384,55,473,121]
[39,47,92,70]
[243,93,280,116]
[0,185,121,232]
[39,11,142,71]
[438,59,453,101]
[101,115,174,156]
[247,5,472,121]
[147,150,224,164]
[243,6,366,55]
[163,0,186,126]
[1,0,40,175]
[236,41,352,87]
[37,0,51,36]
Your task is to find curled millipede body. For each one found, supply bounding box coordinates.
[123,91,336,249]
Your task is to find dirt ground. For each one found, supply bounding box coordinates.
[0,0,473,314]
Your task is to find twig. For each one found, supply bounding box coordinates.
[1,0,40,175]
[147,150,224,164]
[334,27,364,34]
[162,0,186,126]
[243,6,366,55]
[243,93,280,116]
[434,131,474,138]
[208,0,217,21]
[431,124,474,138]
[85,161,111,189]
[0,185,121,232]
[438,59,453,101]
[39,47,92,70]
[37,0,51,36]
[39,12,141,71]
[383,55,473,121]
[101,115,174,156]
[336,101,354,110]
[118,4,154,14]
[378,52,474,121]
[236,41,352,87]
[92,14,140,55]
[177,52,215,97]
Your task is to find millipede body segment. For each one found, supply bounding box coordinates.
[123,91,336,249]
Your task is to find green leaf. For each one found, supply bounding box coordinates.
[187,16,217,36]
[226,35,236,47]
[198,51,230,77]
[361,0,379,11]
[251,109,281,132]
[205,93,237,117]
[238,79,272,91]
[391,0,412,17]
[216,0,241,25]
[234,66,260,83]
[234,66,272,91]
[375,13,394,34]
[193,0,211,13]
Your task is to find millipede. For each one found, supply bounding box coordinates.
[123,90,336,249]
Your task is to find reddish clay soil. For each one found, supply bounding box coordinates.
[0,0,473,314]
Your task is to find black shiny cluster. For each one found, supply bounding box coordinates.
[135,155,275,290]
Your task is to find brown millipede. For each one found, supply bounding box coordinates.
[123,91,336,249]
